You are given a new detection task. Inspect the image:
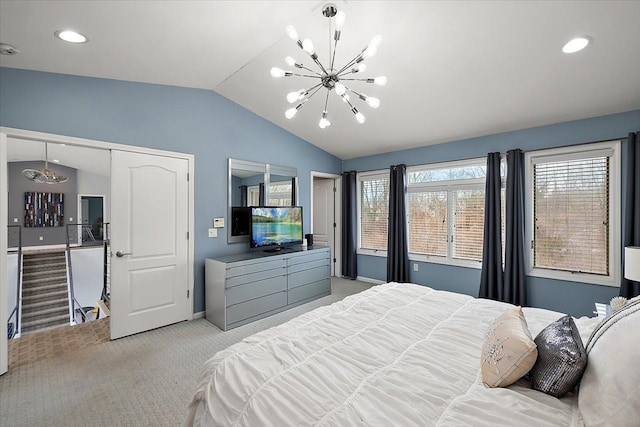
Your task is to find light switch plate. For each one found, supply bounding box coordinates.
[208,228,217,238]
[213,218,225,228]
[13,218,18,223]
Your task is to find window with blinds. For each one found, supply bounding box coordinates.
[359,174,389,251]
[532,155,610,275]
[407,159,500,265]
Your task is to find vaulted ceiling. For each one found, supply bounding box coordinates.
[1,1,639,160]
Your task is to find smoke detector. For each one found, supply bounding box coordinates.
[0,43,19,55]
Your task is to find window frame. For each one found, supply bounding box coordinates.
[406,157,502,269]
[524,141,621,287]
[357,169,389,257]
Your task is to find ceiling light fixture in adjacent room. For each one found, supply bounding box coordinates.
[562,36,591,53]
[22,142,68,184]
[0,43,19,55]
[271,3,386,128]
[54,30,88,44]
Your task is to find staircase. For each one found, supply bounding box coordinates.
[20,249,70,334]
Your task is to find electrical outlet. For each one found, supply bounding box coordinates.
[208,228,217,238]
[13,218,18,223]
[413,263,419,272]
[39,236,43,241]
[213,218,225,228]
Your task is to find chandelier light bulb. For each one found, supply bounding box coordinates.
[335,82,346,96]
[374,76,387,86]
[285,56,297,67]
[319,117,331,129]
[285,108,298,119]
[302,39,315,55]
[353,63,367,73]
[562,36,590,53]
[335,11,346,29]
[362,45,377,59]
[355,112,366,124]
[369,34,383,49]
[366,97,380,108]
[271,67,286,78]
[286,25,299,41]
[286,91,300,103]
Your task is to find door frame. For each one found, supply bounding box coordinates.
[310,171,341,277]
[0,127,195,373]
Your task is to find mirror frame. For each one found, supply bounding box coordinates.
[228,158,267,243]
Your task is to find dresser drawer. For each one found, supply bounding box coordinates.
[226,276,287,306]
[227,291,287,325]
[288,279,330,304]
[226,258,286,279]
[288,265,331,289]
[227,266,286,287]
[286,249,330,266]
[288,258,330,274]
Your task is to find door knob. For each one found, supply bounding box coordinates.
[115,250,132,257]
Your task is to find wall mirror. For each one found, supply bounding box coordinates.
[228,159,298,244]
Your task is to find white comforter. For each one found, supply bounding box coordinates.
[185,283,598,427]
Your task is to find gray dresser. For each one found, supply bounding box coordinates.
[205,246,331,330]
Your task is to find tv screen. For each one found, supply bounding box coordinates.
[231,207,252,237]
[250,206,303,250]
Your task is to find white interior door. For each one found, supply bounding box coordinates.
[313,177,336,276]
[110,150,189,339]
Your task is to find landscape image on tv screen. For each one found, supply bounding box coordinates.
[251,207,302,249]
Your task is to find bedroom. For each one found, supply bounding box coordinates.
[1,1,639,425]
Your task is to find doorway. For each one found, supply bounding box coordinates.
[1,127,195,375]
[311,172,341,277]
[78,195,105,244]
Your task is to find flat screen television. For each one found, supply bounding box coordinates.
[250,206,303,251]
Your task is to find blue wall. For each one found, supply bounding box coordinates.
[0,67,342,312]
[344,109,640,317]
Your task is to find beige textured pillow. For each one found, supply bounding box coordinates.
[481,306,538,387]
[579,299,640,427]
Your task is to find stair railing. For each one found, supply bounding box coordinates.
[7,225,22,338]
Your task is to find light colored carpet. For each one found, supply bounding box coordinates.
[0,278,373,427]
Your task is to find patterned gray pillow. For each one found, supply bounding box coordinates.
[529,315,587,398]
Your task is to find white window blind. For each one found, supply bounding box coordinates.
[533,156,610,275]
[360,175,389,251]
[408,191,447,256]
[452,189,485,261]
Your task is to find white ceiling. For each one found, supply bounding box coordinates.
[1,1,639,160]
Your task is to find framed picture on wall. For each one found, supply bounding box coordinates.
[24,192,64,227]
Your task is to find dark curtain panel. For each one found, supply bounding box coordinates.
[341,171,358,279]
[621,131,640,298]
[479,152,504,300]
[258,183,265,206]
[387,164,410,283]
[291,177,297,206]
[239,185,248,207]
[504,149,526,306]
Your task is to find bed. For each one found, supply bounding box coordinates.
[184,282,639,427]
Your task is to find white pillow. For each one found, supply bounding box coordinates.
[579,299,640,427]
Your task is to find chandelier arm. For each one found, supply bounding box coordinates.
[337,78,371,82]
[300,65,323,76]
[335,53,364,76]
[292,73,324,79]
[323,88,330,113]
[310,56,329,76]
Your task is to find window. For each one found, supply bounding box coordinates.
[407,159,502,266]
[358,172,389,253]
[526,142,620,286]
[269,181,292,206]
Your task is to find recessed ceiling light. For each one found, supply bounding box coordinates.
[562,36,591,54]
[54,30,88,44]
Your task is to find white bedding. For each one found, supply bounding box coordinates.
[185,282,600,427]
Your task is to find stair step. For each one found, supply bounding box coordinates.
[22,268,68,279]
[22,305,69,320]
[22,261,67,272]
[23,254,66,262]
[22,276,67,288]
[22,282,67,294]
[22,289,68,304]
[21,315,70,334]
[21,297,69,313]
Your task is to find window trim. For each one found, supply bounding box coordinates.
[357,169,389,257]
[524,141,621,287]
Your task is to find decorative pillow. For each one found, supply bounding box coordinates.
[579,299,640,427]
[528,315,586,397]
[481,306,538,388]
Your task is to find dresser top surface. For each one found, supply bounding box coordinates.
[208,245,329,264]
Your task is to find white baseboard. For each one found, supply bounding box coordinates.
[193,311,205,320]
[356,276,386,285]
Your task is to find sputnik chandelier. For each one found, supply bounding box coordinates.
[270,4,386,129]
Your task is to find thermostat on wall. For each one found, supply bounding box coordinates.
[213,218,225,228]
